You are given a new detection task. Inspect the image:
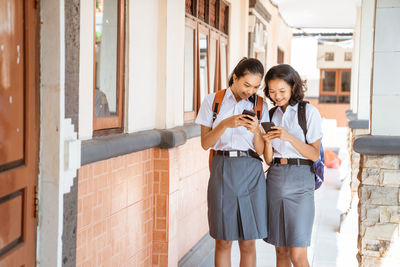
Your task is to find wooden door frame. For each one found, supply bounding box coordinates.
[0,1,39,266]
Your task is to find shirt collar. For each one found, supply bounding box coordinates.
[277,103,299,113]
[225,87,251,104]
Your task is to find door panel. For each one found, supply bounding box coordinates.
[0,0,39,266]
[0,0,24,170]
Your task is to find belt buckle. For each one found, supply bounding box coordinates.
[281,158,288,165]
[229,151,238,157]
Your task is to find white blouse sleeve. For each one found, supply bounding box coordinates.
[259,101,270,123]
[305,104,323,144]
[195,93,216,128]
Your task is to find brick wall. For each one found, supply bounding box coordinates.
[306,98,350,127]
[77,149,154,266]
[76,137,209,267]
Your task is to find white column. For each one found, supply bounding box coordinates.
[370,0,400,135]
[350,6,361,114]
[356,0,376,121]
[38,0,81,266]
[78,0,94,139]
[164,0,185,128]
[38,0,64,266]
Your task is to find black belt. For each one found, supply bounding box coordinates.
[273,158,313,166]
[216,150,262,161]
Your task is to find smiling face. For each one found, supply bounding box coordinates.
[267,78,292,109]
[231,73,262,101]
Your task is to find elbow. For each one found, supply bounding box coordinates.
[200,140,209,151]
[311,152,319,162]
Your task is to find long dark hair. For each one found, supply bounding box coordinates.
[228,57,264,87]
[263,64,307,106]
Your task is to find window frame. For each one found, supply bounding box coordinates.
[319,68,351,103]
[277,47,284,64]
[183,1,230,122]
[93,0,126,135]
[184,17,199,122]
[198,23,211,98]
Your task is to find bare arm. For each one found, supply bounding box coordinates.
[262,132,274,164]
[200,114,249,150]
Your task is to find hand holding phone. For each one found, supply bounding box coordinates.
[261,122,277,133]
[242,109,256,120]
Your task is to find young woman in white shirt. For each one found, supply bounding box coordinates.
[195,58,269,267]
[262,64,323,267]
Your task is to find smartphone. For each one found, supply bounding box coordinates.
[242,109,256,120]
[261,122,277,132]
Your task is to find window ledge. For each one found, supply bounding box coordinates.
[81,123,201,165]
[353,135,400,155]
[349,119,369,129]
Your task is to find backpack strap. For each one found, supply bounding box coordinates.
[297,101,309,144]
[269,106,278,121]
[212,89,226,123]
[254,95,263,120]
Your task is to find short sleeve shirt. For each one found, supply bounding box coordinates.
[270,103,323,159]
[195,88,269,151]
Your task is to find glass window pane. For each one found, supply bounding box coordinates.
[341,71,351,92]
[339,95,350,103]
[322,71,336,92]
[199,33,208,102]
[319,95,337,103]
[220,43,227,89]
[184,26,195,112]
[209,38,217,92]
[95,0,118,118]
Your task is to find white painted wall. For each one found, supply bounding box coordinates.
[228,0,250,74]
[291,37,319,97]
[356,0,375,120]
[78,0,292,136]
[371,0,400,135]
[78,0,94,139]
[317,43,353,69]
[127,0,160,132]
[351,6,362,113]
[164,0,186,128]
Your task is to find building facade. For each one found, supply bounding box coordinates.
[0,0,291,266]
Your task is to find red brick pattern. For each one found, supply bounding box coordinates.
[152,148,170,266]
[76,137,210,267]
[77,149,154,267]
[306,98,350,127]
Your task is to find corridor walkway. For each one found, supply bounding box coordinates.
[230,120,359,267]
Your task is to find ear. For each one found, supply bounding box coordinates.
[233,74,238,83]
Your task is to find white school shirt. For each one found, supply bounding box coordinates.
[195,88,269,151]
[270,103,323,159]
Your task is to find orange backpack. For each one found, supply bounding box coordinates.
[208,89,263,170]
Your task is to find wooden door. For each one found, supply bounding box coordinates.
[0,0,39,266]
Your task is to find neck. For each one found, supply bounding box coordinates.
[230,86,242,102]
[281,104,289,112]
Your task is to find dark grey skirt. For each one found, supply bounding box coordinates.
[208,154,268,241]
[264,164,315,247]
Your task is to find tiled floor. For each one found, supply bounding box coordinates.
[230,121,359,267]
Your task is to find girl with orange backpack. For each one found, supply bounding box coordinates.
[195,58,269,267]
[262,64,323,267]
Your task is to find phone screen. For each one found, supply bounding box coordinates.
[261,122,276,132]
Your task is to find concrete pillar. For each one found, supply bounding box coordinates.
[370,0,400,135]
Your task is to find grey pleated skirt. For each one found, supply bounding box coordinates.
[264,164,315,247]
[207,154,268,241]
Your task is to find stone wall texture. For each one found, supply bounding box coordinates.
[357,154,400,266]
